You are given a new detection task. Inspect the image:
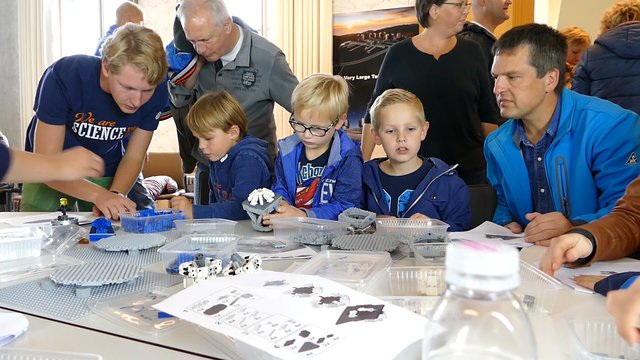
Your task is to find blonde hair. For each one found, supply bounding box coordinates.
[187,91,248,137]
[291,74,349,124]
[102,23,167,86]
[601,0,640,33]
[369,88,426,132]
[559,26,591,47]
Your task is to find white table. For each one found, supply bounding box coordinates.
[0,213,629,359]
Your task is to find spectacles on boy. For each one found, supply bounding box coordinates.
[289,116,335,137]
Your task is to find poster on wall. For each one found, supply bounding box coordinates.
[333,7,419,130]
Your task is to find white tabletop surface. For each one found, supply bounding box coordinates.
[0,212,631,359]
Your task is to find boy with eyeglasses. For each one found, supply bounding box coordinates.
[362,89,471,231]
[262,74,362,222]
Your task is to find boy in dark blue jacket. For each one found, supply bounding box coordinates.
[362,89,471,231]
[262,74,362,222]
[170,91,272,220]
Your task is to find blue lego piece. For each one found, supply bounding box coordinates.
[120,210,186,233]
[89,218,115,242]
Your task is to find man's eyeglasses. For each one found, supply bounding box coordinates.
[289,116,335,137]
[442,1,471,9]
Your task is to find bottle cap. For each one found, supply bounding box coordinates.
[445,240,520,291]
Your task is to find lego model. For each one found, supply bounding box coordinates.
[242,188,284,232]
[178,252,263,288]
[51,198,80,226]
[89,218,115,242]
[338,208,376,234]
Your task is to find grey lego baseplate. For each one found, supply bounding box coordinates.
[332,234,401,252]
[50,263,143,287]
[0,271,180,321]
[63,243,161,267]
[94,233,166,252]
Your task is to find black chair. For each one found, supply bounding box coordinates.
[467,184,497,228]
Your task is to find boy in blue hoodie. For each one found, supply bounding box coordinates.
[362,89,471,231]
[262,74,362,222]
[170,91,272,219]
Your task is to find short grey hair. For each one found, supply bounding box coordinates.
[178,0,230,27]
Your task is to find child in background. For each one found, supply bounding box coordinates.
[559,26,591,88]
[170,91,272,219]
[262,74,362,222]
[362,89,471,231]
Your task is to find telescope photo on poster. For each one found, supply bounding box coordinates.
[333,7,419,129]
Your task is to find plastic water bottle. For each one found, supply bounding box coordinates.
[422,240,537,360]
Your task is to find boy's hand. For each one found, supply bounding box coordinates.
[262,202,306,226]
[607,279,640,346]
[572,274,606,291]
[409,213,431,220]
[170,196,193,219]
[57,147,104,179]
[524,212,572,246]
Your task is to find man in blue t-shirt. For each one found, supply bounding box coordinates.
[22,24,168,220]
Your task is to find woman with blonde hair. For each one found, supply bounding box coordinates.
[572,0,640,114]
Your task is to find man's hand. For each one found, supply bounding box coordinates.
[262,202,307,226]
[170,196,193,219]
[504,221,523,233]
[92,190,137,220]
[607,278,640,346]
[182,56,205,91]
[539,232,594,276]
[524,212,572,246]
[57,147,105,180]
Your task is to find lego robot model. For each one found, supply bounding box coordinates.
[242,188,284,232]
[178,253,263,288]
[178,254,223,288]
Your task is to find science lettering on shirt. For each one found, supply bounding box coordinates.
[71,117,133,141]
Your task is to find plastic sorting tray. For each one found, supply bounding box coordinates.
[173,219,237,235]
[0,348,102,360]
[0,227,44,262]
[271,217,350,245]
[411,241,449,264]
[515,261,563,314]
[375,218,449,244]
[89,287,185,336]
[0,254,82,283]
[567,319,640,360]
[158,234,239,274]
[363,266,446,317]
[119,210,185,233]
[293,250,392,291]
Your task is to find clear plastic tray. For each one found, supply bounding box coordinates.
[0,254,82,283]
[271,217,350,245]
[158,234,239,274]
[0,348,102,360]
[375,218,449,244]
[293,250,391,291]
[173,219,237,235]
[363,266,446,317]
[0,227,44,262]
[89,288,185,335]
[567,319,640,360]
[119,210,185,233]
[515,261,563,314]
[237,237,304,254]
[411,241,449,264]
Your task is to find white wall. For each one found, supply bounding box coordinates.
[556,0,617,39]
[0,0,22,148]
